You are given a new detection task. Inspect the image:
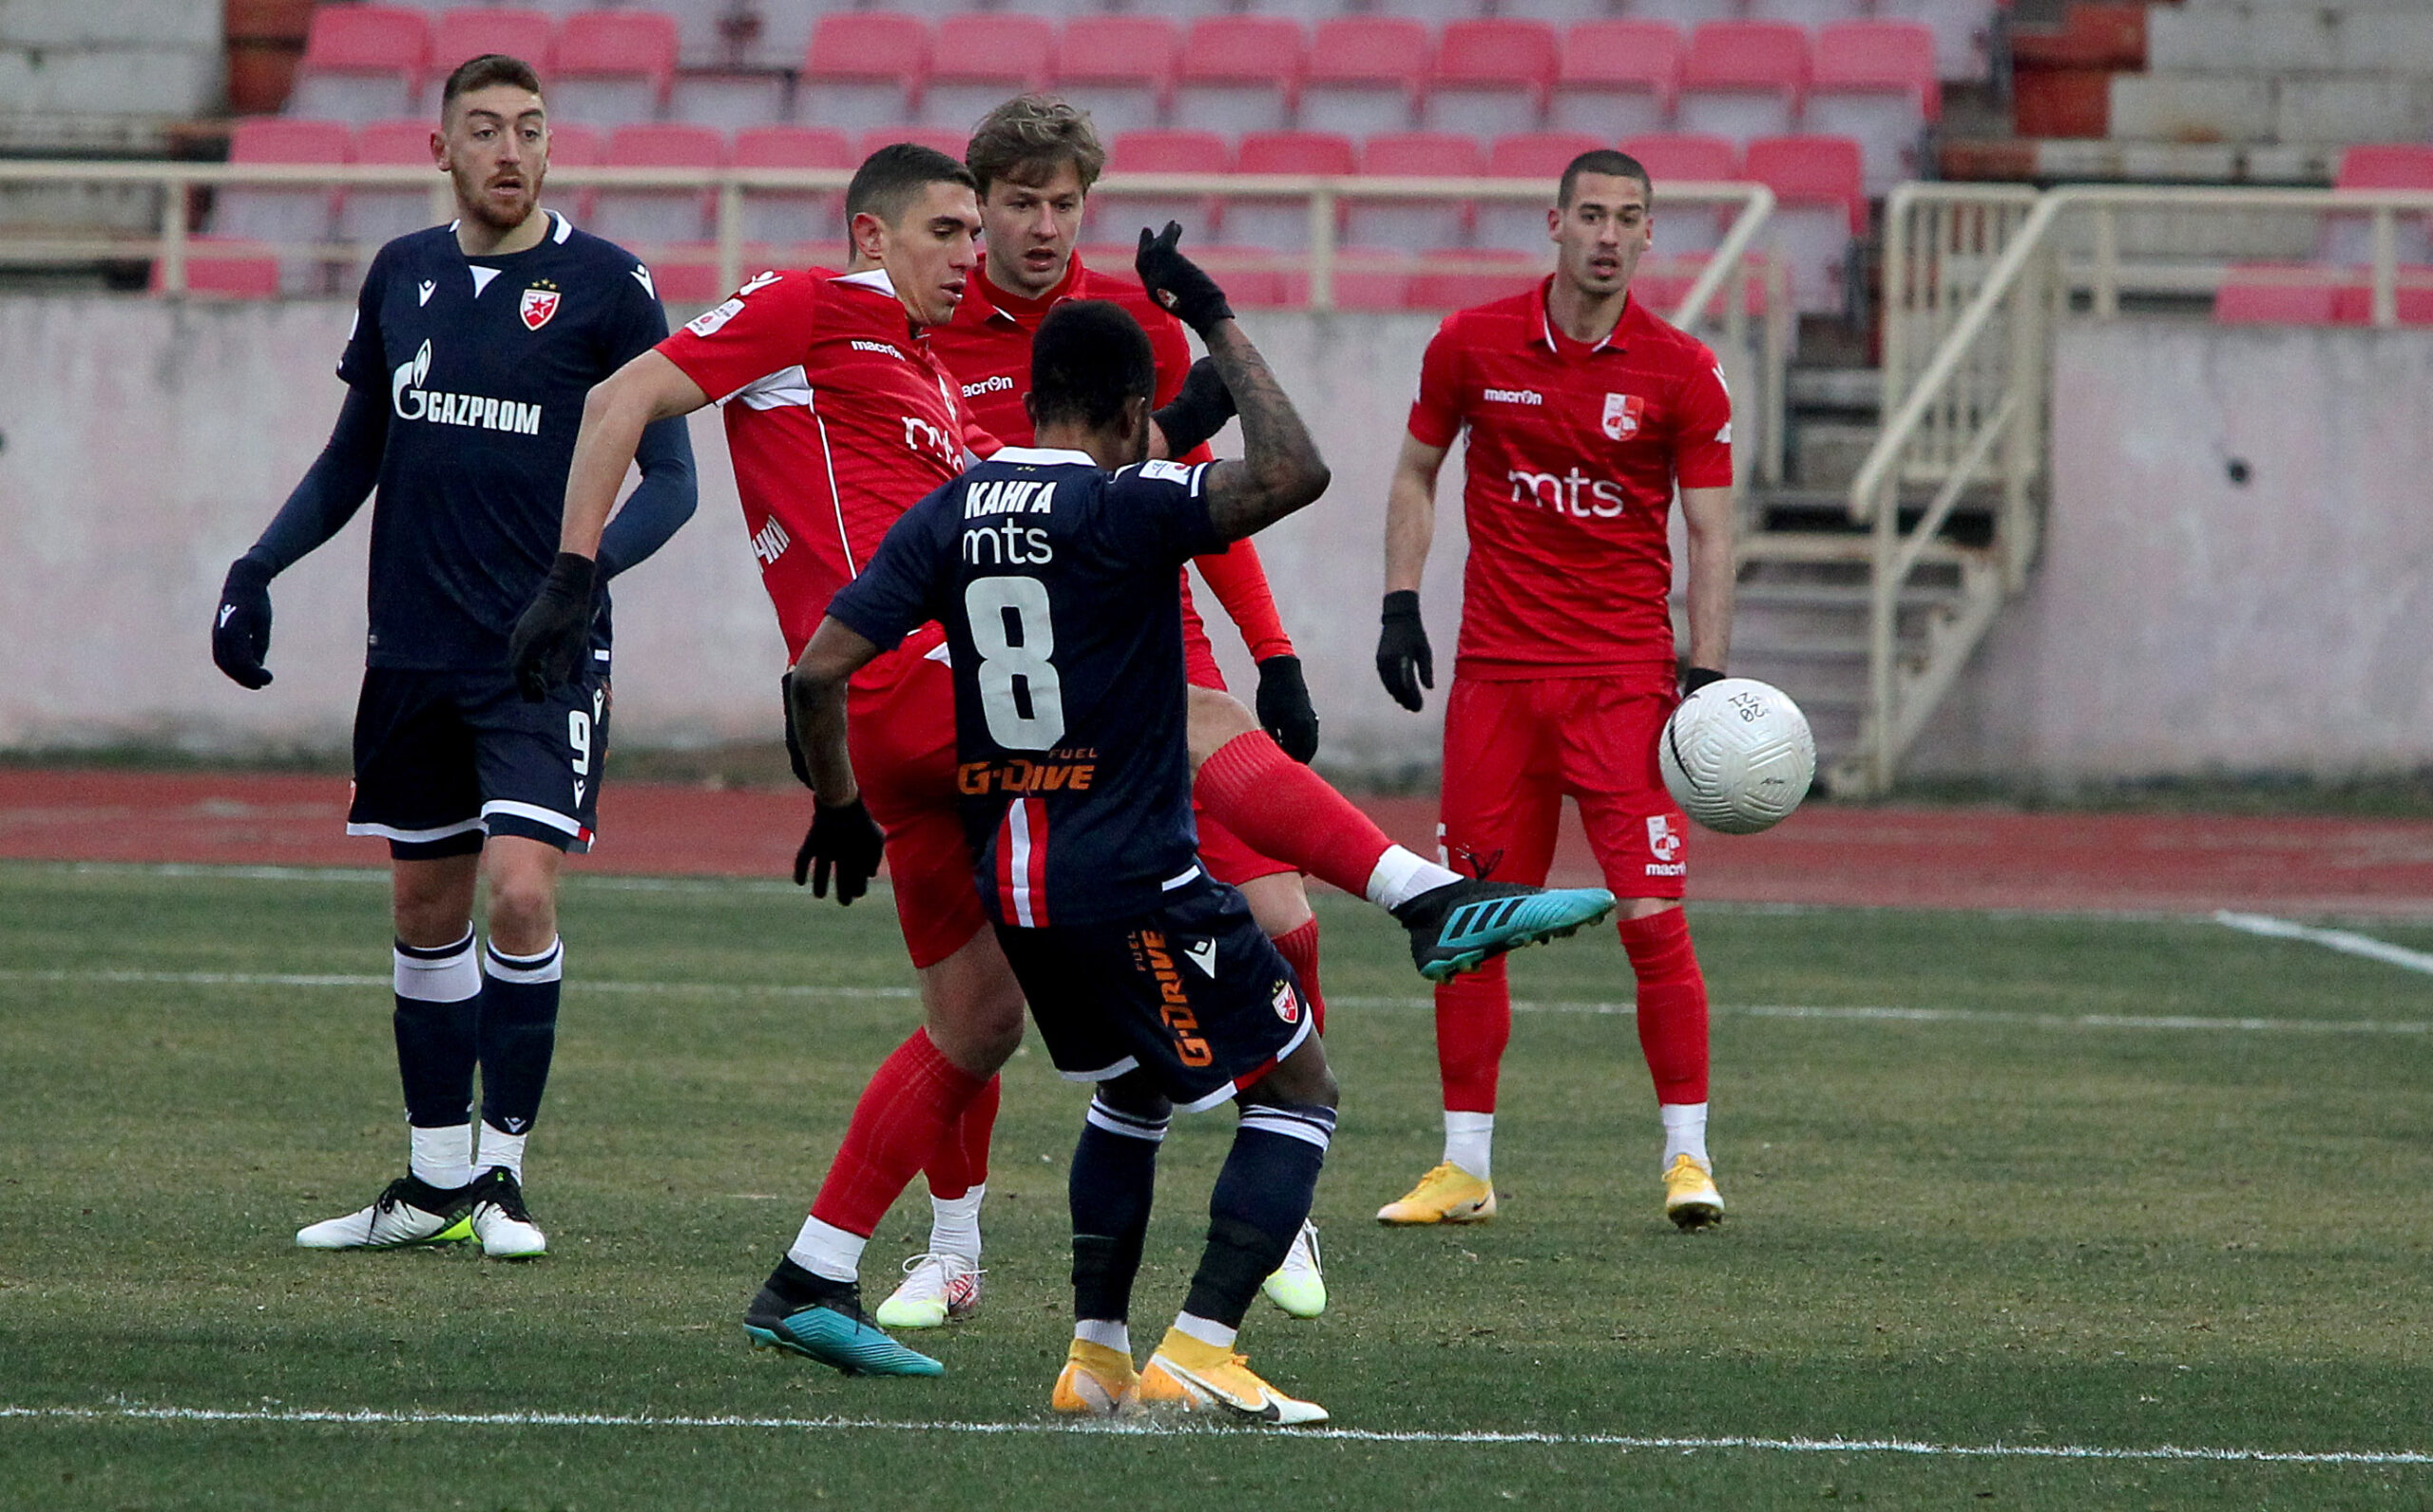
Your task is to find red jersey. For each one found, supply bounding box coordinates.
[1408,278,1733,680]
[932,254,1293,683]
[656,267,994,660]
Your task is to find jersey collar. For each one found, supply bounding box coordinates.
[1532,274,1637,358]
[834,266,932,340]
[973,252,1087,329]
[990,445,1097,467]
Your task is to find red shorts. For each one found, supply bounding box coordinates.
[1439,672,1688,901]
[848,632,987,970]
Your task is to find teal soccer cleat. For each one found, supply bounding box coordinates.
[1390,879,1619,983]
[743,1267,944,1377]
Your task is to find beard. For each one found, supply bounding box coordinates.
[454,163,541,233]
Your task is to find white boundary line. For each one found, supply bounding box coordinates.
[1,1404,2426,1464]
[2213,910,2433,976]
[7,969,2430,1037]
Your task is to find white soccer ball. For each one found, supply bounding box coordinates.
[1658,678,1816,835]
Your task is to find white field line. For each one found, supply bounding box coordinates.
[2213,910,2433,976]
[4,968,2428,1037]
[0,1404,2425,1465]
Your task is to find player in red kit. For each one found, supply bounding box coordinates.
[1372,149,1737,1232]
[512,144,1610,1375]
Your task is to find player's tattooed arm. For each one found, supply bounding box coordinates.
[1200,320,1331,541]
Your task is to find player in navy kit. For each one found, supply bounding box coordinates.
[209,54,697,1259]
[778,231,1611,1421]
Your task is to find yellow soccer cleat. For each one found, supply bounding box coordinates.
[1140,1330,1327,1426]
[1050,1338,1141,1418]
[1374,1162,1497,1225]
[1663,1153,1724,1230]
[1260,1220,1326,1318]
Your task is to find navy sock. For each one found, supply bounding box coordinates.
[1181,1103,1335,1330]
[392,930,478,1127]
[476,937,562,1136]
[1069,1090,1170,1326]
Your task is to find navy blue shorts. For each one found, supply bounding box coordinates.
[995,876,1313,1113]
[347,657,610,860]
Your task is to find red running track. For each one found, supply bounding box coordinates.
[5,768,2431,919]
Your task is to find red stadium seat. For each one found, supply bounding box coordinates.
[1406,252,1544,310]
[1550,21,1681,139]
[1423,20,1557,139]
[1476,131,1602,252]
[853,125,968,163]
[734,125,853,266]
[1350,131,1482,253]
[1091,129,1233,244]
[1809,20,1938,194]
[2321,144,2433,265]
[156,240,285,298]
[1745,134,1863,313]
[802,14,929,137]
[2213,265,2351,325]
[553,10,680,125]
[543,121,604,221]
[1173,17,1305,136]
[291,5,429,123]
[341,118,443,251]
[1677,20,1809,143]
[219,117,350,293]
[1052,17,1177,139]
[595,123,726,300]
[426,10,555,113]
[922,14,1055,131]
[1224,132,1356,252]
[1299,18,1429,142]
[1619,131,1739,258]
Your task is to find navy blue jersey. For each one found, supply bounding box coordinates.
[336,211,669,670]
[828,446,1227,928]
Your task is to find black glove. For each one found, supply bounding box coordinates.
[212,557,276,690]
[793,797,886,905]
[1150,355,1236,457]
[1375,589,1433,713]
[1680,666,1726,698]
[1255,654,1320,763]
[780,671,814,790]
[1135,221,1234,337]
[507,552,598,702]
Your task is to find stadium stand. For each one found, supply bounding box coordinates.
[212,116,349,296]
[1420,19,1557,140]
[1171,16,1305,136]
[2320,144,2433,266]
[1619,132,1738,258]
[1225,131,1357,252]
[552,10,680,126]
[1090,128,1232,243]
[919,14,1055,133]
[1549,21,1683,140]
[797,12,927,137]
[1676,20,1810,144]
[340,118,446,252]
[733,124,853,267]
[854,124,968,161]
[1296,18,1429,141]
[1807,19,1938,196]
[1744,134,1864,315]
[592,123,726,299]
[1049,16,1178,139]
[289,5,430,124]
[421,10,556,115]
[1476,130,1603,251]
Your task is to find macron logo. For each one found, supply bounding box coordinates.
[218,604,238,628]
[1484,387,1543,406]
[963,373,1015,398]
[852,339,907,360]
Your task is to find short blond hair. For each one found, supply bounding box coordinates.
[965,93,1107,197]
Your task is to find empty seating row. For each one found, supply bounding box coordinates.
[292,9,1939,190]
[201,113,1866,311]
[2214,144,2433,325]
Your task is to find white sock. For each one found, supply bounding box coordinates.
[1443,1110,1494,1181]
[1661,1101,1711,1172]
[1172,1311,1236,1350]
[787,1215,868,1284]
[1074,1319,1130,1355]
[409,1123,473,1191]
[929,1183,985,1262]
[1366,846,1463,910]
[475,1121,527,1181]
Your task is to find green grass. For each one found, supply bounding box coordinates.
[4,862,2431,1510]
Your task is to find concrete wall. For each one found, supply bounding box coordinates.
[9,297,2429,782]
[1910,320,2433,781]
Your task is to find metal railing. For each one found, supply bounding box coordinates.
[1845,182,2433,795]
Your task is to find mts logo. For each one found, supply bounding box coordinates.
[1507,466,1629,519]
[902,415,957,469]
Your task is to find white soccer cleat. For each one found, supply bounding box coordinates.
[469,1168,547,1259]
[1261,1220,1327,1318]
[295,1176,475,1250]
[872,1252,983,1330]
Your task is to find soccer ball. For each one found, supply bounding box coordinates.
[1658,679,1815,835]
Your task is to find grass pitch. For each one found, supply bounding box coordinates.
[3,860,2431,1510]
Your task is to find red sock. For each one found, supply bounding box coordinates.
[1196,731,1394,899]
[809,1030,987,1237]
[1619,909,1709,1105]
[924,1074,1000,1201]
[1433,959,1509,1113]
[1269,915,1327,1036]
